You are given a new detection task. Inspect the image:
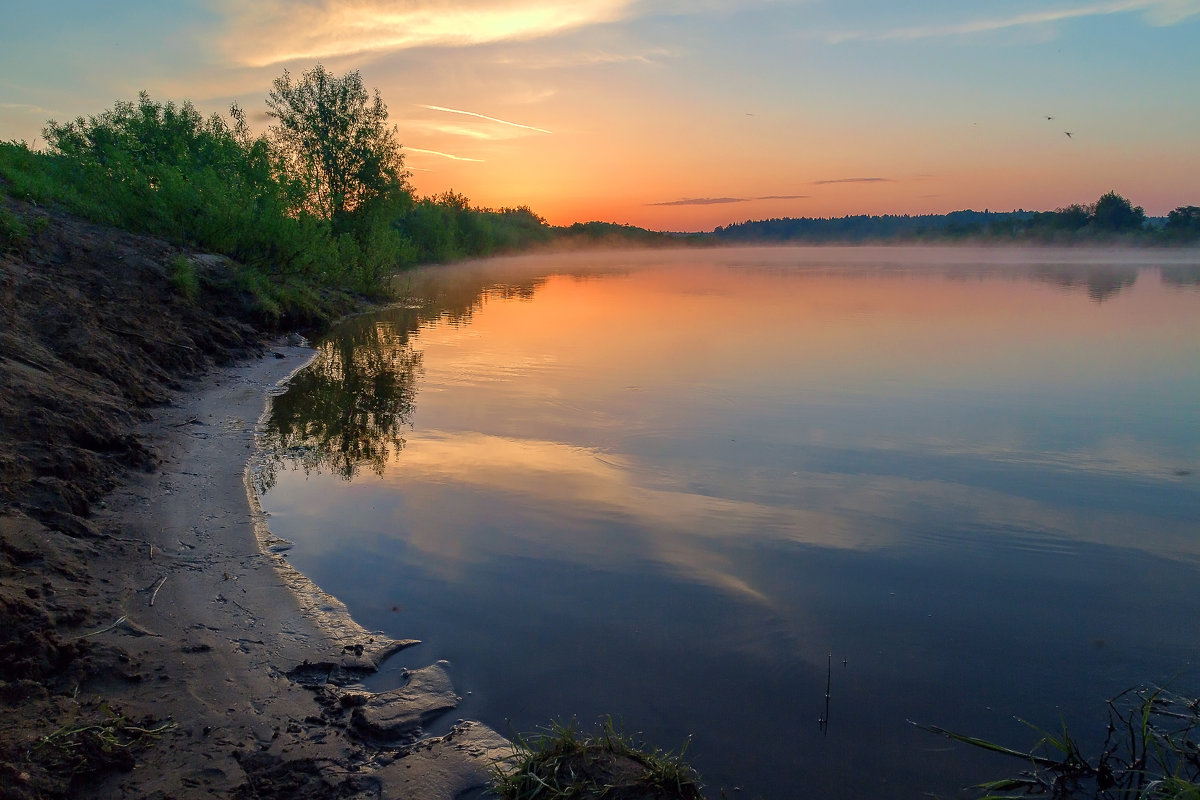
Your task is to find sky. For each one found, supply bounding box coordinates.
[1,1,1198,231]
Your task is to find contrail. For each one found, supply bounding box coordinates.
[419,104,552,134]
[813,177,892,185]
[406,147,484,162]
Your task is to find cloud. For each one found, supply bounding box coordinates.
[823,0,1200,43]
[419,104,551,134]
[0,102,59,116]
[813,177,892,185]
[406,147,484,162]
[647,194,811,206]
[220,0,638,67]
[635,0,799,16]
[495,46,679,69]
[1140,0,1200,23]
[648,197,748,206]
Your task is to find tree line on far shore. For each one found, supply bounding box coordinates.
[1,64,1197,325]
[713,193,1200,244]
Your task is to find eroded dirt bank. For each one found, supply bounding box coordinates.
[0,201,506,800]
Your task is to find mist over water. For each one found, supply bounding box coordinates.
[258,246,1200,799]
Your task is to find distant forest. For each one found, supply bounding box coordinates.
[710,193,1200,244]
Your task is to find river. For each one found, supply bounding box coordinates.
[256,246,1200,799]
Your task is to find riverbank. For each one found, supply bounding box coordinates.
[0,202,507,799]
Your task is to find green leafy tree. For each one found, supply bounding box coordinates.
[1090,190,1145,232]
[266,64,410,228]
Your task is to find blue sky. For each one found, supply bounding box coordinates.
[2,1,1198,230]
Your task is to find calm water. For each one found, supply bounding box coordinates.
[257,247,1200,799]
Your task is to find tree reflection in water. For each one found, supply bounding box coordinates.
[255,266,550,491]
[257,309,423,489]
[1031,264,1139,302]
[1162,263,1200,288]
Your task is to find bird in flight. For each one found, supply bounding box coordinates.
[1064,131,1073,138]
[1045,115,1055,120]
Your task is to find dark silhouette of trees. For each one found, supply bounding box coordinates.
[710,192,1192,244]
[712,210,1034,242]
[1090,191,1146,233]
[1029,203,1090,234]
[1164,206,1200,241]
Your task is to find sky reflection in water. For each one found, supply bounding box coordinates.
[258,247,1200,799]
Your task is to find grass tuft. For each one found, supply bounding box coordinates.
[491,716,707,800]
[168,255,200,303]
[1,203,30,252]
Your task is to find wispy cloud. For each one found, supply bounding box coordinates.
[823,0,1200,43]
[420,104,552,134]
[813,177,892,185]
[406,147,484,162]
[221,0,638,67]
[495,46,679,69]
[649,197,747,206]
[648,194,811,206]
[0,102,59,116]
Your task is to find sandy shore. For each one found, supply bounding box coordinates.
[70,342,509,798]
[2,202,709,800]
[0,199,507,797]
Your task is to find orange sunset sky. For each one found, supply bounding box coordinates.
[1,1,1198,231]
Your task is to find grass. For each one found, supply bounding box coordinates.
[491,717,707,800]
[32,704,176,779]
[1,203,29,251]
[913,686,1200,799]
[168,255,200,303]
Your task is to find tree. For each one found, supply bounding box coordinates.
[1164,206,1200,241]
[1090,191,1145,233]
[266,64,409,227]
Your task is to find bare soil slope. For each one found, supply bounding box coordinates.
[0,200,261,797]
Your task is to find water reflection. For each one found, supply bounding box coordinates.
[1162,263,1200,288]
[256,270,567,486]
[257,314,423,486]
[398,270,549,327]
[257,246,1200,800]
[1030,264,1138,301]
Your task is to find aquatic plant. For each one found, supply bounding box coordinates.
[914,685,1200,799]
